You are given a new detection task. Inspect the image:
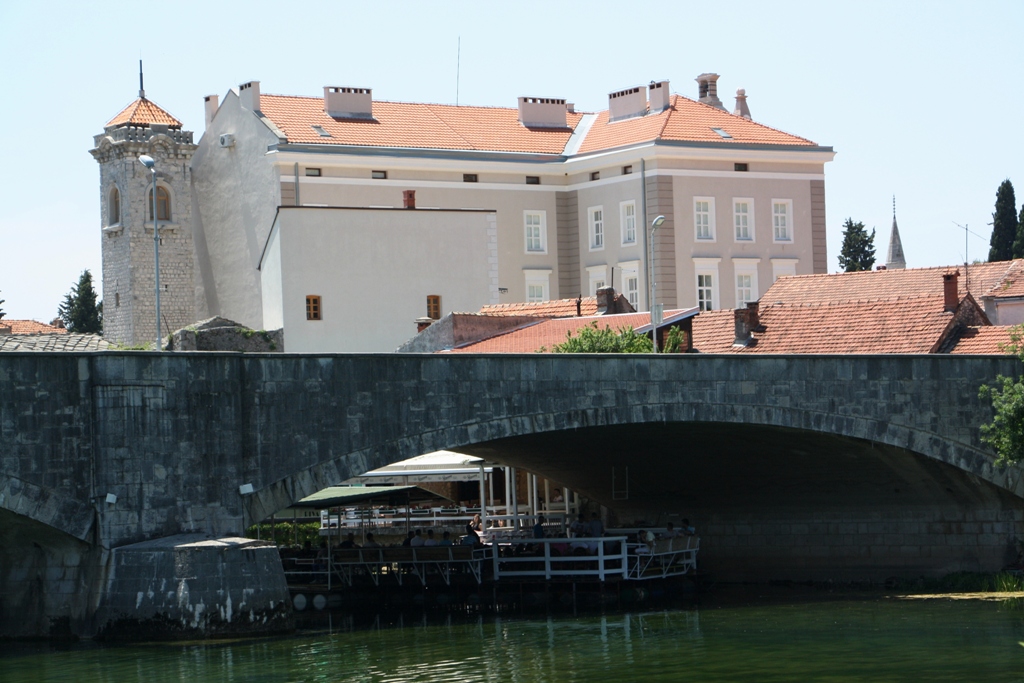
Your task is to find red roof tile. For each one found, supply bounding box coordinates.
[980,260,1024,299]
[260,95,584,154]
[949,326,1015,355]
[105,98,183,129]
[576,95,814,154]
[450,311,678,353]
[479,297,600,318]
[0,319,68,335]
[690,309,739,353]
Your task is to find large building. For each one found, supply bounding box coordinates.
[93,73,834,350]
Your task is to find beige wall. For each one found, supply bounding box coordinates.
[261,207,497,352]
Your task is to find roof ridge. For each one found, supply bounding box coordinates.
[670,92,816,145]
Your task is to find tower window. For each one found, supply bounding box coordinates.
[525,176,540,185]
[305,168,321,177]
[622,165,633,175]
[148,186,171,221]
[372,170,387,179]
[734,163,749,172]
[590,171,600,181]
[426,295,441,320]
[108,187,120,224]
[306,295,322,321]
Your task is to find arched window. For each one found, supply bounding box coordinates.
[148,186,171,221]
[108,187,120,225]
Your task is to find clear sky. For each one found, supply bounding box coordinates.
[1,0,1022,322]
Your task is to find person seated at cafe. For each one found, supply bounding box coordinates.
[424,529,439,547]
[362,533,382,548]
[663,522,681,539]
[402,531,415,547]
[569,514,587,538]
[680,518,696,536]
[410,528,426,547]
[438,531,454,547]
[468,513,482,532]
[339,532,360,549]
[533,515,546,539]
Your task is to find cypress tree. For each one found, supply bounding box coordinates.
[57,270,102,334]
[990,179,1017,260]
[838,218,876,272]
[0,290,5,320]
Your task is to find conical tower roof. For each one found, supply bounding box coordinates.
[104,97,182,129]
[886,197,906,269]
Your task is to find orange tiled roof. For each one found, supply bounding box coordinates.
[449,311,677,353]
[762,262,1020,306]
[980,260,1024,299]
[576,94,814,154]
[690,309,739,353]
[105,97,183,129]
[949,326,1015,355]
[0,319,68,335]
[259,95,584,154]
[257,91,816,155]
[480,297,600,318]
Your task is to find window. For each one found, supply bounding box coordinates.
[524,211,547,253]
[426,295,441,320]
[311,125,331,137]
[371,170,387,179]
[115,292,120,307]
[525,176,540,185]
[620,201,636,245]
[587,265,608,296]
[148,186,171,221]
[694,197,715,241]
[771,258,799,282]
[305,167,321,177]
[622,165,633,175]
[618,260,641,309]
[590,171,600,181]
[733,258,761,309]
[463,173,478,183]
[694,258,721,311]
[524,269,551,303]
[733,199,753,241]
[306,295,322,321]
[711,127,732,139]
[697,274,714,311]
[589,206,604,250]
[734,163,748,172]
[773,200,793,242]
[108,187,120,225]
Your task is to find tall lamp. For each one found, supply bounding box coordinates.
[649,214,666,352]
[138,155,161,350]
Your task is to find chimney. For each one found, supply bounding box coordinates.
[324,86,373,119]
[204,94,219,130]
[415,316,434,333]
[733,88,751,119]
[608,85,647,122]
[403,190,416,209]
[876,265,887,270]
[517,97,568,128]
[943,271,959,312]
[733,308,751,346]
[596,286,614,314]
[745,300,762,331]
[648,80,671,113]
[239,81,261,112]
[695,73,725,110]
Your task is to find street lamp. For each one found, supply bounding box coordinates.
[649,214,666,352]
[138,154,161,350]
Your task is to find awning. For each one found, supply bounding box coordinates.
[289,485,454,509]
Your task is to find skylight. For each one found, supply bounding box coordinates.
[312,125,331,137]
[711,128,732,139]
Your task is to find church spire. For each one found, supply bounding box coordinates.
[139,59,145,99]
[886,195,906,270]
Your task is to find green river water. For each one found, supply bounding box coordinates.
[4,594,1024,682]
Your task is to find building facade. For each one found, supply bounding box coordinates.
[96,73,834,350]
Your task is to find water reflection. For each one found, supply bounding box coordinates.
[5,599,1024,682]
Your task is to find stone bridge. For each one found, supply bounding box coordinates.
[2,352,1022,639]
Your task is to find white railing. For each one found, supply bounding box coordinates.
[624,537,700,580]
[492,537,629,582]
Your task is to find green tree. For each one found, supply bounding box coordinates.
[837,218,876,272]
[979,326,1024,465]
[662,326,688,353]
[990,179,1017,261]
[549,322,653,353]
[57,270,102,334]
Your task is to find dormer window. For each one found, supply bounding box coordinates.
[311,125,331,137]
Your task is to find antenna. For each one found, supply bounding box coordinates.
[139,59,145,99]
[953,221,987,294]
[456,36,461,106]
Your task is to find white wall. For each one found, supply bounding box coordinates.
[263,207,497,352]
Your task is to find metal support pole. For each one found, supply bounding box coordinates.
[152,168,160,350]
[478,461,487,532]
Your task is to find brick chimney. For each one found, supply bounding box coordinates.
[596,286,614,314]
[415,316,434,333]
[943,270,959,312]
[733,308,751,346]
[403,190,416,209]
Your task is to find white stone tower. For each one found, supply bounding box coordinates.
[90,68,197,345]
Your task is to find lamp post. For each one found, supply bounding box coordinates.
[138,155,161,350]
[649,214,666,352]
